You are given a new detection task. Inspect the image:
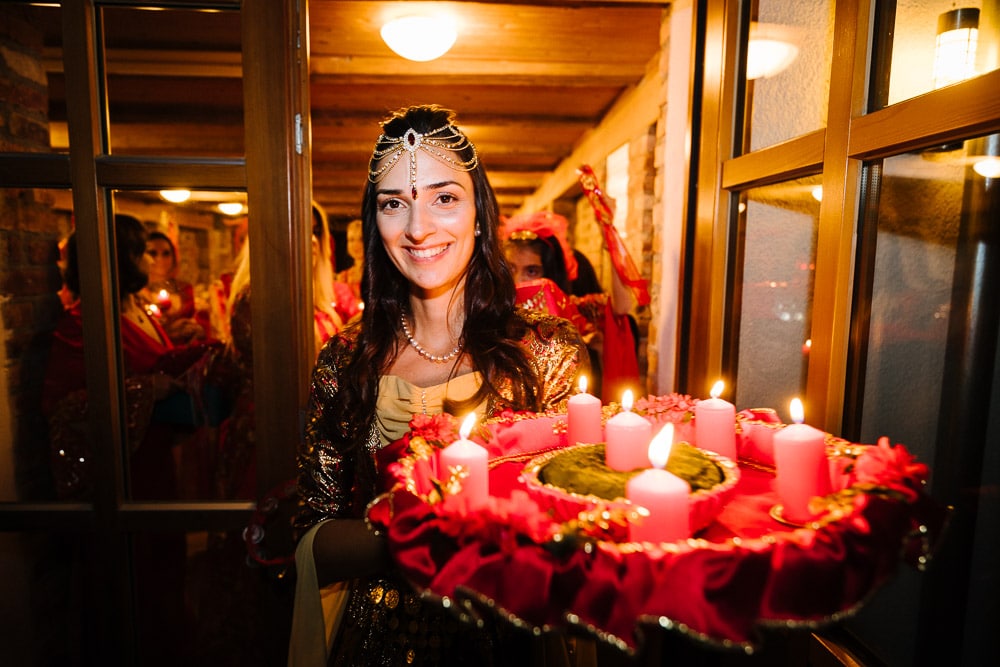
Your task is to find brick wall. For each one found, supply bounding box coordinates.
[0,5,67,500]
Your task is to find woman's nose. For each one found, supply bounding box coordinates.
[405,206,435,242]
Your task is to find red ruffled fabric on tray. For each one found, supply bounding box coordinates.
[367,414,943,654]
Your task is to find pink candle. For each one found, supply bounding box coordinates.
[438,413,489,509]
[605,390,652,471]
[773,398,831,523]
[567,375,603,446]
[694,380,737,460]
[627,424,691,542]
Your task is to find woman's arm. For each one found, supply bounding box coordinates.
[311,518,391,587]
[295,335,392,586]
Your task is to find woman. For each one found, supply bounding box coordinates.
[292,105,589,666]
[219,202,349,499]
[43,214,214,665]
[501,211,639,402]
[141,230,209,344]
[335,217,364,301]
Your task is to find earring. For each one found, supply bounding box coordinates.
[474,222,481,237]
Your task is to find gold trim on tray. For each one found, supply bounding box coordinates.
[520,442,741,537]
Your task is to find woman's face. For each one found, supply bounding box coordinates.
[504,243,545,285]
[145,237,175,283]
[374,151,477,300]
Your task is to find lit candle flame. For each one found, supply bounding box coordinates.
[460,413,477,440]
[648,423,673,469]
[578,375,588,394]
[157,288,170,303]
[710,380,725,399]
[789,397,804,424]
[621,389,634,412]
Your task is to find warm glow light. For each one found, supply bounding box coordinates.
[578,375,589,394]
[746,23,800,80]
[160,189,191,203]
[459,413,477,440]
[621,389,634,412]
[933,8,979,89]
[973,157,1000,178]
[381,15,457,62]
[218,202,245,216]
[811,185,823,202]
[648,423,674,469]
[789,398,805,424]
[709,380,724,400]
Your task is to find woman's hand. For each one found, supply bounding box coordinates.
[312,518,392,587]
[151,372,179,400]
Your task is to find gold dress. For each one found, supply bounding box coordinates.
[294,309,587,666]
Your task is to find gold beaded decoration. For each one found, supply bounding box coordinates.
[369,124,479,199]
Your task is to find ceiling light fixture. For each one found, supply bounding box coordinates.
[380,15,457,62]
[218,202,245,216]
[973,157,1000,178]
[746,22,800,80]
[933,8,979,89]
[159,189,191,203]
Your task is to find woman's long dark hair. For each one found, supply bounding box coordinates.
[63,213,149,298]
[330,105,542,450]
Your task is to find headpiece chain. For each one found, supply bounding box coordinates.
[369,124,479,199]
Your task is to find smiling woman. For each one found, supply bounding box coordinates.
[291,105,590,666]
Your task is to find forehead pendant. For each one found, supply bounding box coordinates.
[404,129,421,199]
[368,123,479,200]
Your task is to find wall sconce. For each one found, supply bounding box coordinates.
[933,7,979,88]
[159,189,190,203]
[746,22,800,80]
[381,14,457,62]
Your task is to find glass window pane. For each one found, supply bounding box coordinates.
[1,187,74,502]
[874,0,1000,109]
[734,175,821,411]
[743,0,834,152]
[0,3,64,153]
[850,131,1000,667]
[858,135,1000,459]
[102,6,243,157]
[140,526,294,665]
[111,190,246,502]
[0,531,87,664]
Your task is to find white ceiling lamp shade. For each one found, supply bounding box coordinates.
[973,157,1000,178]
[217,202,245,216]
[159,189,191,203]
[933,7,979,89]
[380,14,458,62]
[746,22,800,80]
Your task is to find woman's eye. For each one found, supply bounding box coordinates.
[378,198,403,213]
[436,192,458,205]
[526,267,543,279]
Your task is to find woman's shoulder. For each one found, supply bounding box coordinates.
[514,307,584,345]
[316,320,362,364]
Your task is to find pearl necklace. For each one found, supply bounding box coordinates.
[400,313,461,363]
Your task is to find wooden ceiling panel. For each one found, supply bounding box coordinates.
[39,1,667,219]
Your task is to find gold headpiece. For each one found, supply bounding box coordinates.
[368,124,479,199]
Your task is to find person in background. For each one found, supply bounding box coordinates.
[316,206,363,330]
[501,211,639,402]
[141,230,210,344]
[43,213,216,665]
[291,104,589,667]
[335,217,364,302]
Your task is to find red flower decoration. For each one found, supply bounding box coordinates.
[848,436,928,502]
